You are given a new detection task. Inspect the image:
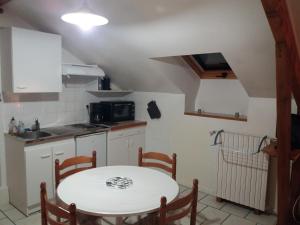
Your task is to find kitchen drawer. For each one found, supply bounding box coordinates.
[109,127,145,140]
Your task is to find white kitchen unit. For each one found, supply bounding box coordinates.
[5,136,75,215]
[0,27,62,93]
[76,132,107,167]
[107,126,145,166]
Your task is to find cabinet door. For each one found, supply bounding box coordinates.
[11,27,62,93]
[25,145,53,207]
[107,136,129,166]
[76,133,107,167]
[128,133,145,166]
[52,139,76,164]
[52,139,76,192]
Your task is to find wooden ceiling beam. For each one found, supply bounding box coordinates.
[261,0,278,11]
[261,1,300,225]
[0,0,10,14]
[0,0,10,6]
[261,0,300,107]
[275,41,292,225]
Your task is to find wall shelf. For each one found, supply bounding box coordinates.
[87,90,133,97]
[184,111,247,122]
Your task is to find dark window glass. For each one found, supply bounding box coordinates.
[192,53,231,71]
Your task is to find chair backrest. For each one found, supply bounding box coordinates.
[159,179,198,225]
[40,182,77,225]
[55,151,96,189]
[138,147,177,180]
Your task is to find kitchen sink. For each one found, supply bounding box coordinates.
[17,131,52,139]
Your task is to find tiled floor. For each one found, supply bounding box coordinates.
[0,185,277,225]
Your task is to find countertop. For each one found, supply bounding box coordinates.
[110,120,147,131]
[6,120,147,145]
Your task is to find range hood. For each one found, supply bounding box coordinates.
[62,63,105,77]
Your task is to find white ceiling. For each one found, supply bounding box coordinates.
[3,0,288,97]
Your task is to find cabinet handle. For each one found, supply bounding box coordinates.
[54,152,64,156]
[16,86,27,89]
[40,154,51,159]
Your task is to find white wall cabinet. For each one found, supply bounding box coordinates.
[1,27,62,93]
[5,136,75,215]
[107,127,145,166]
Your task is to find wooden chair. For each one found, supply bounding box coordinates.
[40,182,77,225]
[159,179,198,225]
[138,147,177,180]
[55,151,96,189]
[134,179,199,225]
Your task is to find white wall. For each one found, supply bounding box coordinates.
[195,80,249,115]
[151,57,200,111]
[2,85,94,130]
[127,92,185,150]
[127,92,277,212]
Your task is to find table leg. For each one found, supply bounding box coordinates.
[116,217,123,225]
[79,215,102,225]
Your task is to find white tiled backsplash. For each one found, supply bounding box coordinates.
[1,82,119,132]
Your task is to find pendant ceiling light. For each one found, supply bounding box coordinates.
[61,0,108,31]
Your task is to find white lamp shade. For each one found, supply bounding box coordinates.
[61,11,109,30]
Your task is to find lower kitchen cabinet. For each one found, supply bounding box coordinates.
[128,132,145,165]
[108,136,129,165]
[25,145,53,208]
[51,140,76,185]
[5,136,75,215]
[107,126,145,166]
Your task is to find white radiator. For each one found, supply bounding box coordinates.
[215,131,270,211]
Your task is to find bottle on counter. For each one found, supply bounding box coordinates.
[8,117,17,134]
[31,118,40,131]
[17,121,25,134]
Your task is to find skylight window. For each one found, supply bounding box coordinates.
[192,53,231,71]
[182,52,236,79]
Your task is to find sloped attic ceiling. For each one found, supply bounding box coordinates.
[4,0,277,97]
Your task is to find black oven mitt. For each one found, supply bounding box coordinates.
[147,101,161,119]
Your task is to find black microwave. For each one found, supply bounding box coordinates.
[90,101,135,124]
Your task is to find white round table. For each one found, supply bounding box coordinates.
[57,166,179,217]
